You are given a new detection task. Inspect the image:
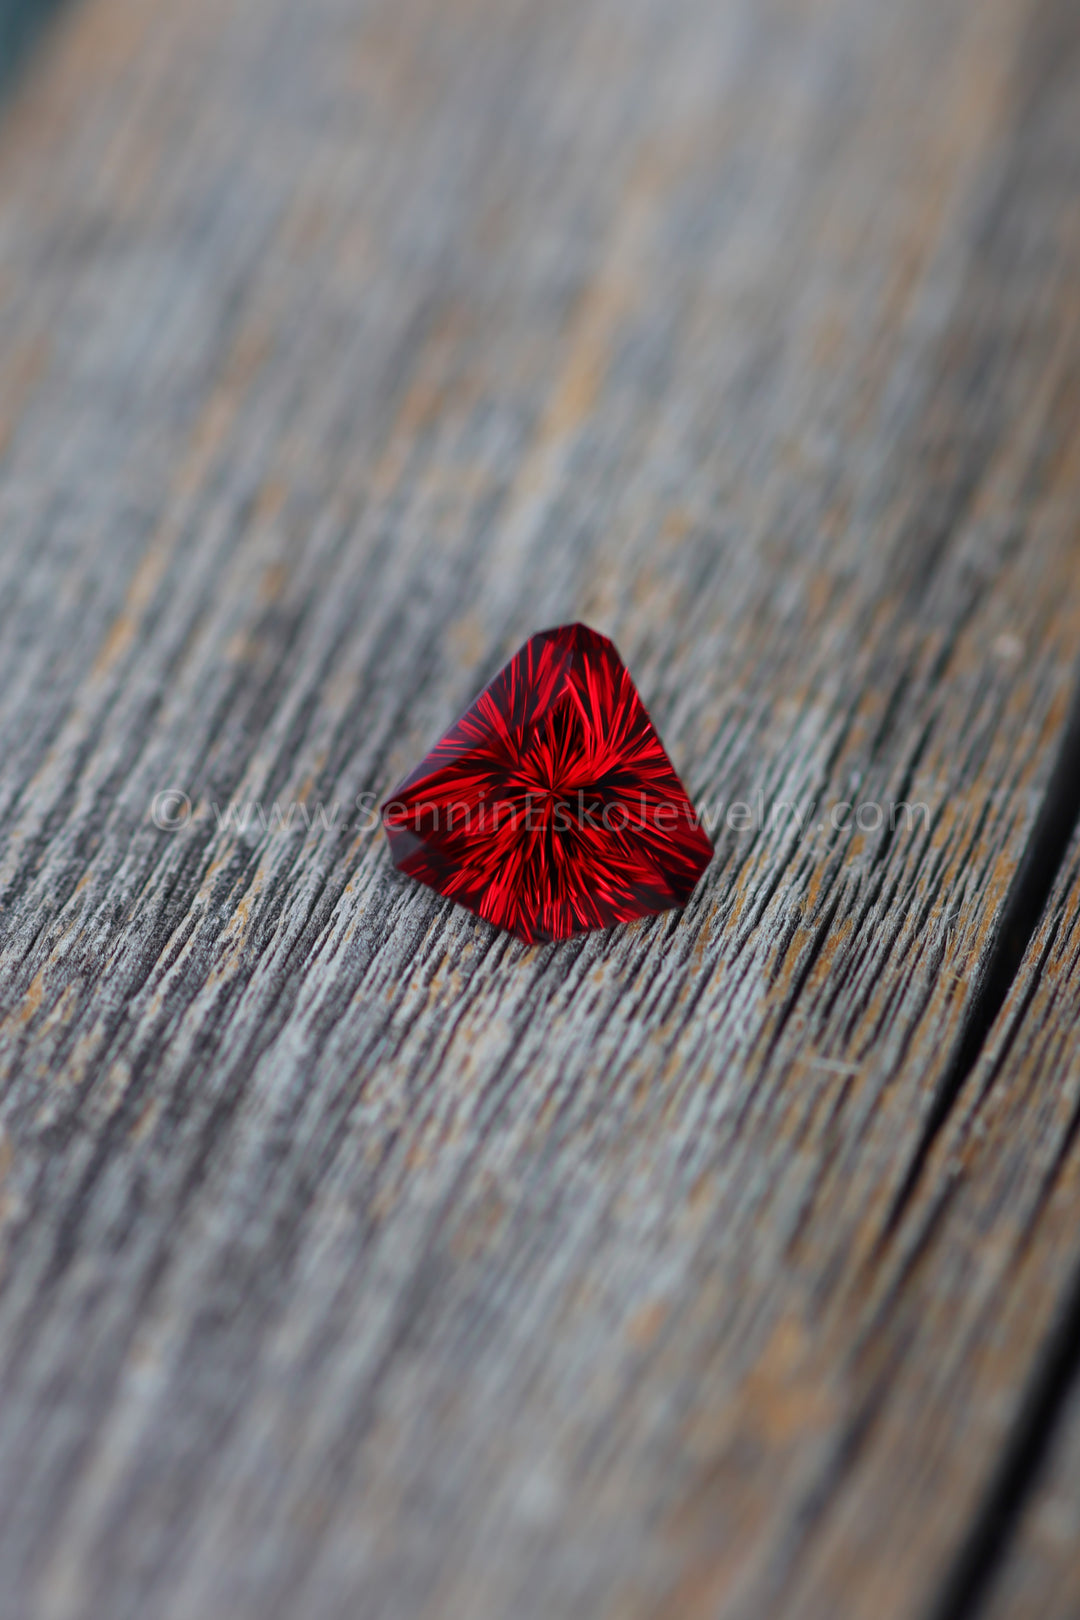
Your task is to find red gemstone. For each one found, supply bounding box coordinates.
[382,623,712,943]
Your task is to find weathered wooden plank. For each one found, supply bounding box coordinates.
[910,821,1080,1620]
[0,0,1078,1615]
[724,813,1080,1620]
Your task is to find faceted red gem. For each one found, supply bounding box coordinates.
[382,623,712,943]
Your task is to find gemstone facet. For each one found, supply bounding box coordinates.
[382,623,713,943]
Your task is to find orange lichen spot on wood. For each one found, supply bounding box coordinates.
[10,966,46,1029]
[740,1314,840,1447]
[129,1094,160,1145]
[257,558,290,606]
[449,1182,508,1262]
[92,539,172,678]
[661,507,694,544]
[37,980,79,1045]
[447,611,485,671]
[627,1297,669,1349]
[0,332,49,456]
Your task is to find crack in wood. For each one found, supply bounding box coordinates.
[890,671,1080,1617]
[885,671,1080,1240]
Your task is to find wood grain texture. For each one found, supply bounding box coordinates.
[983,1378,1080,1620]
[0,0,1079,1615]
[937,825,1080,1620]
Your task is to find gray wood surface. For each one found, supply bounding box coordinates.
[1,0,1080,1615]
[985,1375,1080,1620]
[966,828,1080,1620]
